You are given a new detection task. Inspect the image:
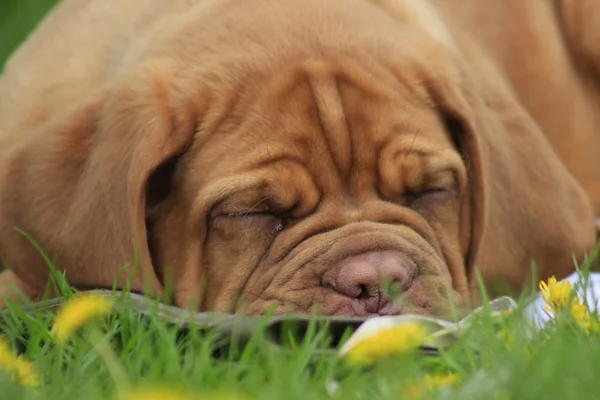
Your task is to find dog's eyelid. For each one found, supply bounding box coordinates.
[212,195,304,219]
[213,207,290,220]
[220,209,273,217]
[402,169,459,207]
[210,212,286,241]
[407,168,459,194]
[405,188,455,213]
[428,169,459,191]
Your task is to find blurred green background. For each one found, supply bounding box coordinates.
[0,0,60,70]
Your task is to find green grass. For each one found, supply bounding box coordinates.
[3,2,600,399]
[0,274,597,400]
[0,244,597,400]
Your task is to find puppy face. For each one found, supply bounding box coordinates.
[146,61,470,317]
[108,0,475,318]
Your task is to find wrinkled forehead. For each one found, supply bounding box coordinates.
[181,57,460,203]
[244,58,454,166]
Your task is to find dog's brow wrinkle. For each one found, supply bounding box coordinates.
[308,74,351,179]
[253,155,305,170]
[393,149,433,160]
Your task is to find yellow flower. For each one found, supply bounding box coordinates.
[342,322,426,365]
[118,387,249,400]
[424,373,459,389]
[118,387,196,400]
[538,276,600,334]
[539,276,572,314]
[568,300,600,333]
[0,337,15,370]
[51,294,113,344]
[201,395,249,400]
[569,301,588,327]
[14,356,40,387]
[405,373,459,398]
[0,336,39,387]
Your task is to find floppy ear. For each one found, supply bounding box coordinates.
[0,61,195,302]
[426,39,597,299]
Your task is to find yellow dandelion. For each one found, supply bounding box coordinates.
[424,373,459,389]
[14,356,40,387]
[118,387,196,400]
[51,294,113,344]
[0,337,16,370]
[538,276,600,334]
[539,276,572,314]
[569,301,588,327]
[0,336,39,388]
[342,322,426,365]
[201,394,250,400]
[567,300,600,334]
[404,373,459,398]
[118,387,248,400]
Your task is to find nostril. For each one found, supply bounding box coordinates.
[358,284,369,299]
[324,251,415,304]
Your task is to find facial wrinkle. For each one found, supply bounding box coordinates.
[308,73,351,180]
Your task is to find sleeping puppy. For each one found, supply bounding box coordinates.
[0,0,597,317]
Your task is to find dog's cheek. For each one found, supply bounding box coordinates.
[200,215,280,309]
[406,193,467,301]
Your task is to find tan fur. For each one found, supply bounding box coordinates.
[0,0,596,315]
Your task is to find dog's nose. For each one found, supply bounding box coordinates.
[323,251,414,312]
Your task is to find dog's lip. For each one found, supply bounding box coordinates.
[317,274,429,318]
[316,290,429,317]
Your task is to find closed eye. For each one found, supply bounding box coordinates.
[404,187,456,210]
[213,212,286,233]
